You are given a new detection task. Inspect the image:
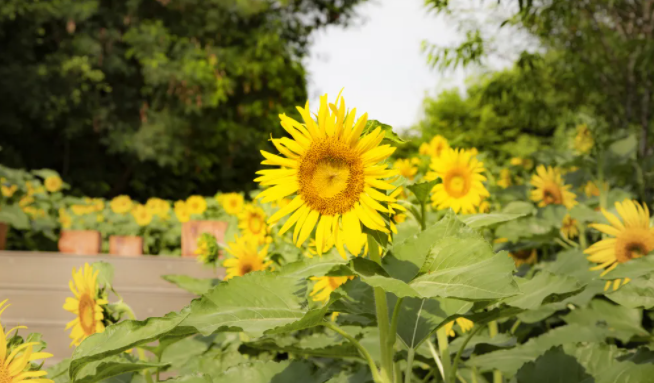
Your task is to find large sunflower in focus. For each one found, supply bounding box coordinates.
[64,264,108,346]
[428,148,489,214]
[585,200,654,279]
[530,166,577,209]
[223,235,272,280]
[255,94,397,257]
[0,300,54,383]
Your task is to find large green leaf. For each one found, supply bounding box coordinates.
[516,346,592,383]
[448,331,515,357]
[70,312,188,380]
[562,299,647,343]
[606,273,654,309]
[0,204,29,229]
[212,360,330,383]
[161,375,212,383]
[75,356,168,383]
[280,256,348,279]
[162,275,220,295]
[599,256,654,280]
[504,271,584,310]
[160,335,213,371]
[574,345,654,383]
[407,180,438,206]
[458,213,526,228]
[469,324,607,376]
[244,334,360,359]
[324,368,372,383]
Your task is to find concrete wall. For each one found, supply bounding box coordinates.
[0,251,222,364]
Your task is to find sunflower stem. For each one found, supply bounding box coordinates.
[368,234,394,383]
[427,339,445,381]
[436,328,452,383]
[488,321,502,383]
[449,324,482,382]
[404,347,415,383]
[419,201,427,231]
[324,322,385,383]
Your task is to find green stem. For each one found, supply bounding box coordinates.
[324,322,384,383]
[488,322,502,383]
[577,222,587,250]
[436,328,452,383]
[390,298,403,351]
[419,202,427,231]
[597,150,607,210]
[449,325,482,382]
[404,348,415,383]
[368,234,394,383]
[510,320,521,335]
[427,340,445,382]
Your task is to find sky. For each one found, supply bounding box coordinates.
[305,0,467,131]
[305,0,526,131]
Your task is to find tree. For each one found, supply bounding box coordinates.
[0,0,367,200]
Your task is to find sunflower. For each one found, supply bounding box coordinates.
[174,201,190,223]
[561,214,579,239]
[584,180,607,198]
[393,159,418,180]
[510,157,533,170]
[131,204,152,226]
[530,166,577,209]
[186,196,207,216]
[497,168,512,189]
[223,235,272,280]
[310,276,354,302]
[444,317,474,337]
[1,183,17,198]
[63,264,108,346]
[478,200,490,213]
[110,195,133,214]
[44,176,63,193]
[146,198,169,216]
[195,233,220,265]
[428,148,489,214]
[509,249,537,267]
[254,94,397,257]
[238,204,268,244]
[59,209,73,229]
[219,193,245,216]
[574,124,593,154]
[419,135,449,158]
[585,200,654,283]
[0,300,54,383]
[306,236,335,258]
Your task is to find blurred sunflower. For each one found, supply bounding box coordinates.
[419,135,449,158]
[63,264,108,346]
[561,214,579,239]
[1,181,17,198]
[186,196,207,216]
[478,200,490,213]
[0,300,54,383]
[219,193,245,216]
[195,233,219,265]
[110,195,133,214]
[574,124,593,154]
[223,235,272,280]
[585,200,654,287]
[428,148,489,214]
[497,168,512,189]
[393,158,418,180]
[131,204,152,226]
[310,276,354,302]
[174,201,190,223]
[530,166,577,209]
[238,204,268,244]
[584,180,607,198]
[146,198,169,216]
[58,208,72,229]
[444,317,474,337]
[509,249,537,267]
[255,93,397,256]
[44,176,63,193]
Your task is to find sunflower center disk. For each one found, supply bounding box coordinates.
[0,365,11,383]
[248,216,264,234]
[542,184,562,205]
[616,228,654,263]
[444,169,470,198]
[298,139,365,215]
[78,293,96,336]
[240,263,253,275]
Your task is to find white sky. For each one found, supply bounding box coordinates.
[306,0,527,131]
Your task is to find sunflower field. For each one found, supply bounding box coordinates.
[2,90,654,383]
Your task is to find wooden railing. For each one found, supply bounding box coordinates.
[0,251,221,364]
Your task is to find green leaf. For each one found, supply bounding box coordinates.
[569,204,603,223]
[160,374,212,383]
[362,120,406,145]
[542,250,597,284]
[599,256,654,280]
[160,335,212,371]
[469,324,607,376]
[501,201,536,215]
[407,180,438,206]
[574,345,654,383]
[324,368,371,383]
[562,299,647,342]
[181,271,317,337]
[70,312,188,380]
[162,275,220,295]
[495,217,554,242]
[606,273,654,309]
[0,204,29,229]
[279,256,348,279]
[244,335,359,359]
[47,359,71,383]
[91,262,114,287]
[448,331,515,357]
[74,355,168,383]
[609,134,637,158]
[212,360,329,383]
[516,346,592,383]
[504,271,584,310]
[458,213,526,228]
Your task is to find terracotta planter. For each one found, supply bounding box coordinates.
[58,230,101,255]
[0,223,8,250]
[181,220,228,257]
[109,235,143,257]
